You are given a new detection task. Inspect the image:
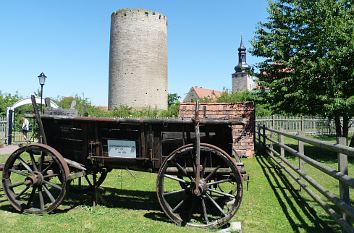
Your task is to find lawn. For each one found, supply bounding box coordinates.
[0,139,348,232]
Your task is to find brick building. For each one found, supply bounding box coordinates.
[179,102,255,157]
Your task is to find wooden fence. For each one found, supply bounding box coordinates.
[257,124,353,233]
[256,116,354,135]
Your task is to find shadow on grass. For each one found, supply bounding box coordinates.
[68,186,171,223]
[256,153,339,233]
[69,185,161,211]
[0,184,167,222]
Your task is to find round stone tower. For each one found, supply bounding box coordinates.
[108,8,168,110]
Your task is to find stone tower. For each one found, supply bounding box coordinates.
[232,36,256,92]
[108,9,168,110]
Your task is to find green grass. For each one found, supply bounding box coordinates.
[0,138,349,232]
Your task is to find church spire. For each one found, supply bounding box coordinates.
[235,35,249,72]
[239,35,246,50]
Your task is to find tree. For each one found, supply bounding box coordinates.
[251,0,354,138]
[168,93,181,107]
[0,92,21,116]
[216,91,272,116]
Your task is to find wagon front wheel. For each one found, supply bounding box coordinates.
[2,144,69,214]
[157,143,243,228]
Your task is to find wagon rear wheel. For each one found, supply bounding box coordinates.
[2,144,69,214]
[157,143,243,228]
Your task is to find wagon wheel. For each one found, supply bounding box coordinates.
[2,144,69,214]
[157,143,243,228]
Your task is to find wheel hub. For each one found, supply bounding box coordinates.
[25,171,43,186]
[193,179,208,196]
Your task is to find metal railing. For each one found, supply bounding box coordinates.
[0,116,6,144]
[256,116,354,135]
[257,124,353,233]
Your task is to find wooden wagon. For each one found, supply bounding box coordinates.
[1,96,247,228]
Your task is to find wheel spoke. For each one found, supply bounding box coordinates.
[38,152,46,171]
[26,186,37,208]
[41,161,53,174]
[15,185,31,199]
[207,188,235,198]
[175,162,194,181]
[9,168,30,177]
[189,150,196,177]
[18,157,33,173]
[172,199,185,212]
[43,184,56,203]
[204,165,221,181]
[201,155,208,178]
[201,198,209,224]
[207,179,232,186]
[84,175,93,187]
[43,173,60,179]
[29,151,38,171]
[38,189,44,211]
[163,189,186,196]
[205,193,226,216]
[164,174,188,184]
[43,180,62,190]
[9,181,26,188]
[186,196,195,222]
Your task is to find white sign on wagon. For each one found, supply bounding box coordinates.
[107,140,136,158]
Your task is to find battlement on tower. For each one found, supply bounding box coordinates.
[112,9,167,23]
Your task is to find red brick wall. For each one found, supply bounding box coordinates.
[179,102,255,157]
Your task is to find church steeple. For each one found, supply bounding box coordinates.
[234,35,250,72]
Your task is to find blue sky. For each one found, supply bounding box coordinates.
[0,0,269,106]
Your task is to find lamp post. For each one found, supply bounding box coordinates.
[37,72,47,113]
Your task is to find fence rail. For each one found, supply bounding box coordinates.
[256,116,354,135]
[257,124,353,233]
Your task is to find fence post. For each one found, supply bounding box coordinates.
[272,115,275,130]
[270,116,274,155]
[262,125,266,146]
[7,109,13,145]
[280,130,285,158]
[298,130,305,191]
[337,137,350,230]
[257,125,261,143]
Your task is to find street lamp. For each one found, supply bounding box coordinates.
[37,72,47,113]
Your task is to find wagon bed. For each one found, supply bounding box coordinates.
[41,115,243,171]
